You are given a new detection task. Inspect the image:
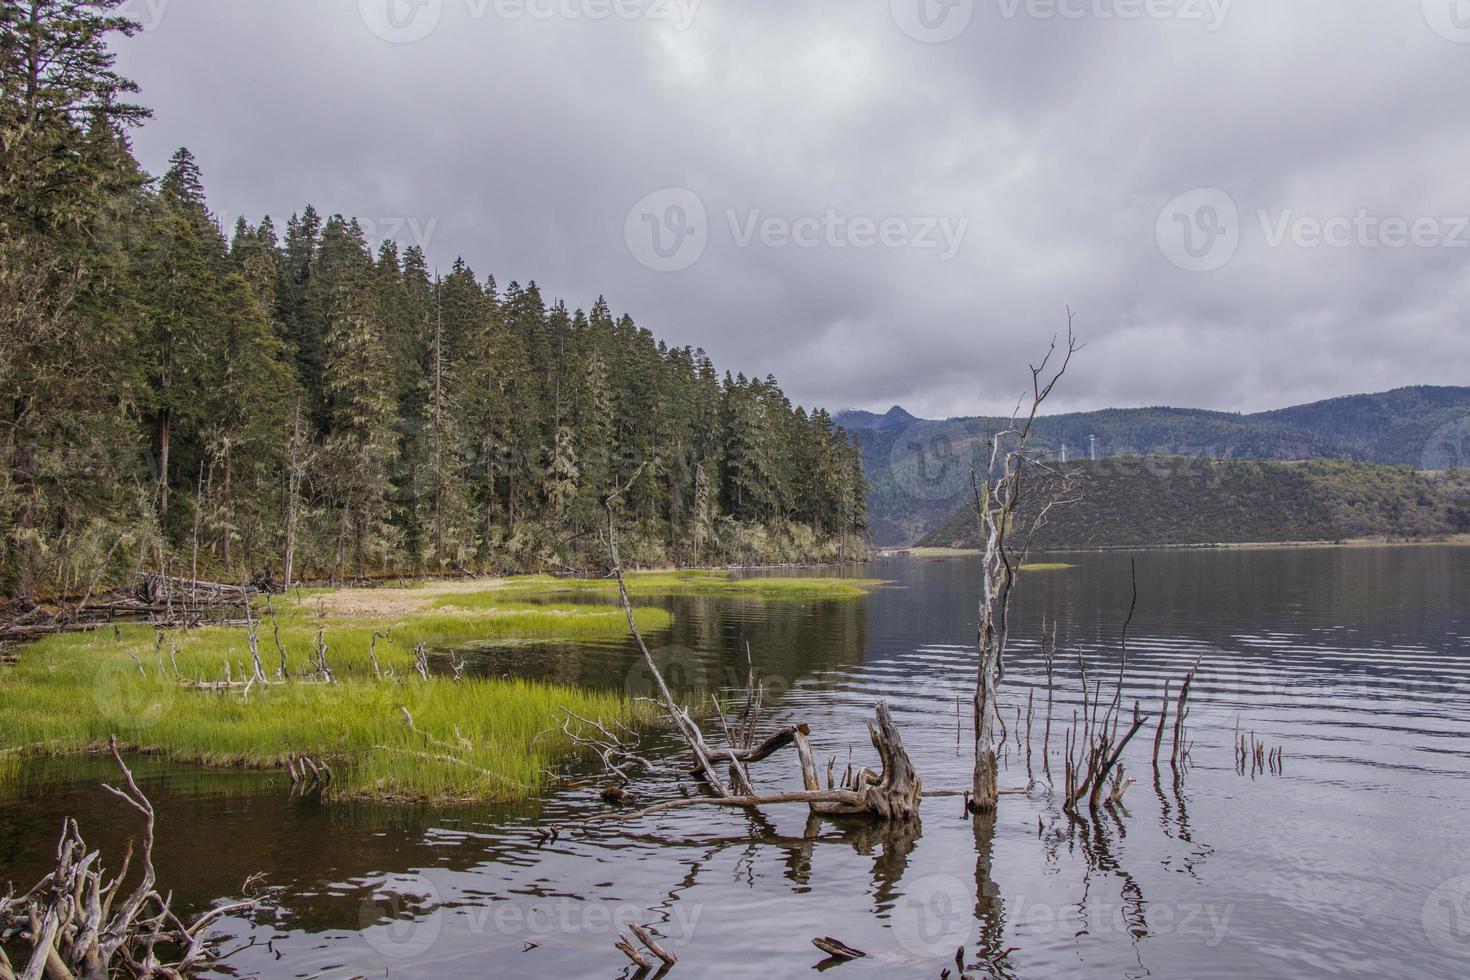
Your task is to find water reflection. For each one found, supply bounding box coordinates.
[2,546,1468,978]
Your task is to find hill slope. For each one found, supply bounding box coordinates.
[839,386,1470,545]
[914,459,1470,551]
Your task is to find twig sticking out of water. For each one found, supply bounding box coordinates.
[1236,732,1285,777]
[812,936,866,961]
[0,736,265,978]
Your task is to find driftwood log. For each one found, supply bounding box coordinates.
[595,470,924,824]
[0,737,262,980]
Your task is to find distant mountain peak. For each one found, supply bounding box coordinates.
[835,404,924,431]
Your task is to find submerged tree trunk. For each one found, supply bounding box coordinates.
[969,320,1080,812]
[972,655,1001,811]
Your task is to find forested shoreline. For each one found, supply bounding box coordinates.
[0,2,868,604]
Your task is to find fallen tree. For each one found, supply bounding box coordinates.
[588,467,924,823]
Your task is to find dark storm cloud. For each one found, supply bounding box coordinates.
[114,0,1470,418]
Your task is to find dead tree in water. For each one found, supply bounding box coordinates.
[971,319,1081,812]
[0,737,263,979]
[593,468,922,823]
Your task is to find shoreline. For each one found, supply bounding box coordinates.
[0,571,882,805]
[895,535,1470,559]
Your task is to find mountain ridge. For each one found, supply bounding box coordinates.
[841,385,1470,545]
[914,459,1470,552]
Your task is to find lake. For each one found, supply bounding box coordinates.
[3,546,1468,979]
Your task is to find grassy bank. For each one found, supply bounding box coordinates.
[0,573,880,803]
[901,550,1075,571]
[0,583,669,803]
[441,570,886,605]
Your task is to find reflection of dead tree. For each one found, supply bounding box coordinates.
[590,467,922,823]
[1171,660,1198,773]
[0,737,263,979]
[972,319,1082,812]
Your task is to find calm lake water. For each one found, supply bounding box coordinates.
[4,547,1469,979]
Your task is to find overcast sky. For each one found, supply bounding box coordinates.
[113,0,1470,419]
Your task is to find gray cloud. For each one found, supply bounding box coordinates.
[116,0,1470,418]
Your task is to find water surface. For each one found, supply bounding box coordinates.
[3,547,1468,979]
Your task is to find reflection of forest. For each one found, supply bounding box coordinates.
[1,591,873,940]
[5,550,1464,978]
[1,758,556,934]
[453,593,871,699]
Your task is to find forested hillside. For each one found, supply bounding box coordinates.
[843,388,1470,545]
[916,459,1470,551]
[0,2,867,602]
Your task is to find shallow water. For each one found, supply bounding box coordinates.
[3,547,1469,979]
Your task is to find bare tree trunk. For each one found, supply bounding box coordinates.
[282,401,304,591]
[333,507,349,585]
[970,317,1080,811]
[221,451,232,572]
[508,466,517,535]
[156,405,171,524]
[483,454,496,552]
[354,503,367,578]
[972,648,1001,810]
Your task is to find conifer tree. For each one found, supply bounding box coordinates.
[0,9,870,593]
[318,217,396,578]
